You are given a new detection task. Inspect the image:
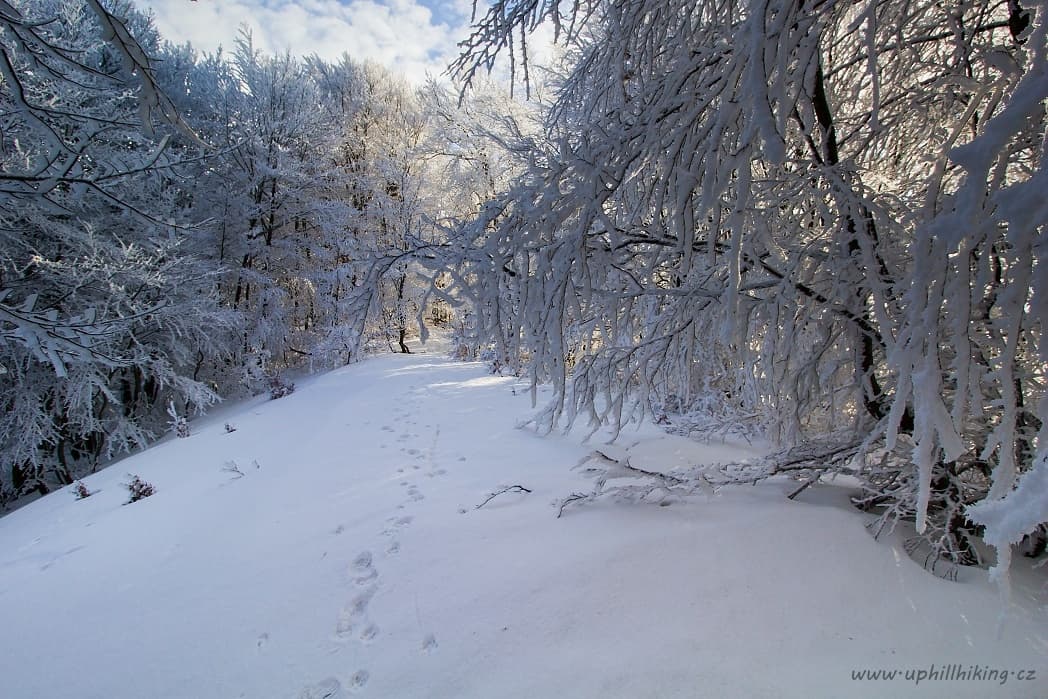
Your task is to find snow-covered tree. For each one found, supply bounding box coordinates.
[307,60,442,357]
[414,79,543,358]
[0,0,237,501]
[197,45,436,367]
[211,34,331,370]
[453,0,1045,570]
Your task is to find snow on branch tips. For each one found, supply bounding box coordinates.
[969,448,1048,587]
[83,0,203,145]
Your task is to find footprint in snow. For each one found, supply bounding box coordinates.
[382,517,412,537]
[386,540,400,555]
[381,425,394,432]
[298,677,343,699]
[359,623,380,643]
[351,551,373,572]
[384,514,414,530]
[349,588,375,615]
[407,486,424,501]
[334,611,356,639]
[348,670,369,693]
[348,551,378,590]
[335,588,375,640]
[421,634,438,654]
[353,567,378,586]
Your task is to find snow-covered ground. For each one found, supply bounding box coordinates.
[1,345,1045,698]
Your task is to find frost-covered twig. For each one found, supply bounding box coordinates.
[708,437,862,489]
[589,449,688,487]
[221,461,245,479]
[475,484,532,509]
[556,492,589,518]
[786,473,824,501]
[167,401,190,439]
[558,449,711,517]
[83,0,203,144]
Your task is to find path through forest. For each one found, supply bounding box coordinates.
[0,345,1045,698]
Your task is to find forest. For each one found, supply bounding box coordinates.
[1,0,1045,585]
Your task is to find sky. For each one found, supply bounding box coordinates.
[144,0,481,83]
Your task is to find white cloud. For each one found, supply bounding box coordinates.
[144,0,475,83]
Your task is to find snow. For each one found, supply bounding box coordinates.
[0,342,1046,699]
[970,447,1048,585]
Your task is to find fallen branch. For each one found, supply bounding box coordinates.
[556,492,589,518]
[221,460,244,479]
[557,447,707,518]
[787,472,822,500]
[708,438,862,489]
[475,484,532,509]
[591,449,688,486]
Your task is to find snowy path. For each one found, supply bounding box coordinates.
[0,349,1046,698]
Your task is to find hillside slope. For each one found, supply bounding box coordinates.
[0,347,1045,698]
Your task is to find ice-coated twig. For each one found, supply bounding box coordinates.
[556,492,589,518]
[475,484,532,509]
